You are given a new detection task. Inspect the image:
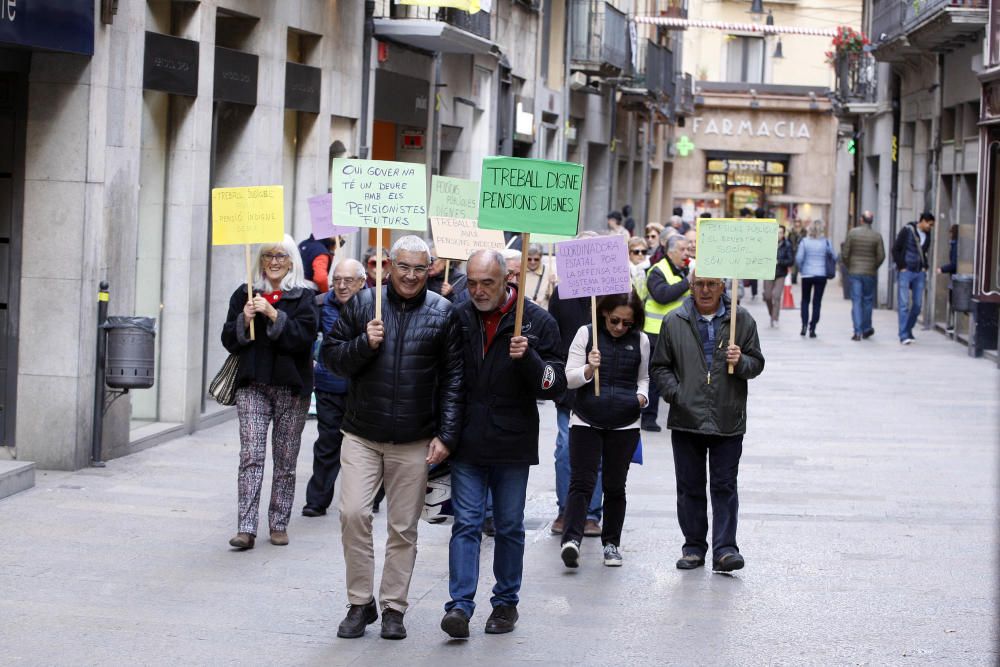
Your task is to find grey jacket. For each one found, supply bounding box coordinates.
[650,296,764,436]
[842,224,886,276]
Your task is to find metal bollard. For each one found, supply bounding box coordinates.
[91,282,109,467]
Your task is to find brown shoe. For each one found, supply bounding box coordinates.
[229,532,255,549]
[269,531,289,546]
[583,519,602,537]
[550,514,565,535]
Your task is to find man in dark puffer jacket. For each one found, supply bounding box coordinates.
[322,235,463,641]
[440,250,566,639]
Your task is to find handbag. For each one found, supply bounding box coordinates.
[208,353,240,406]
[824,240,837,279]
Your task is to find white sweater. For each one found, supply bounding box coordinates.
[565,325,650,430]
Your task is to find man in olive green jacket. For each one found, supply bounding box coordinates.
[650,274,764,573]
[841,210,886,340]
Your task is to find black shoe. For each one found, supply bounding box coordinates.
[337,599,378,638]
[380,608,406,640]
[712,553,745,573]
[485,604,518,634]
[482,516,496,537]
[641,420,662,432]
[800,326,807,336]
[301,506,326,517]
[808,330,817,338]
[441,609,470,639]
[851,334,861,341]
[561,540,580,568]
[862,328,875,339]
[675,554,705,570]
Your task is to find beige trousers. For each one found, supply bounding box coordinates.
[339,432,429,613]
[763,279,785,321]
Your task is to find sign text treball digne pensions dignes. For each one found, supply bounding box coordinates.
[692,116,812,140]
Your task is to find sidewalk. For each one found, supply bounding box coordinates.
[1,294,997,665]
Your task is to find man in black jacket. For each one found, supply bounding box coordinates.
[891,211,934,344]
[322,235,463,641]
[440,250,567,639]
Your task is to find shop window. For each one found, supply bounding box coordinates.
[725,36,764,84]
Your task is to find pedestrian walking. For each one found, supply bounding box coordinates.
[650,272,765,573]
[643,222,664,258]
[640,234,691,431]
[763,224,795,327]
[547,285,605,537]
[559,292,648,570]
[795,220,835,338]
[301,258,366,518]
[221,234,318,551]
[322,235,463,641]
[787,219,804,284]
[841,210,886,340]
[440,250,566,639]
[892,211,935,344]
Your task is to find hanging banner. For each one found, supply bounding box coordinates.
[307,193,359,239]
[478,156,583,237]
[211,186,285,245]
[695,218,779,280]
[555,235,632,299]
[331,158,428,230]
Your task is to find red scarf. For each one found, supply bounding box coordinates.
[262,291,282,305]
[480,288,517,353]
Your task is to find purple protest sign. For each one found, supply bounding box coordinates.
[308,193,359,239]
[555,235,632,299]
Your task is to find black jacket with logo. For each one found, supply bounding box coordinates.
[573,324,643,430]
[452,294,567,466]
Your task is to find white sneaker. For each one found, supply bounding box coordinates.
[561,540,580,568]
[901,338,915,345]
[603,544,623,567]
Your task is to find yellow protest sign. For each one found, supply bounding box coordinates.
[211,186,285,246]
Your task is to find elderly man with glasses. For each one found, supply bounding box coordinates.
[322,235,464,641]
[650,272,765,574]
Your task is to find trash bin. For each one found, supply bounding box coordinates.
[102,317,156,389]
[951,275,973,313]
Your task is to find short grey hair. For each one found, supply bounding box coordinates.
[501,248,522,262]
[253,234,309,293]
[670,215,683,227]
[665,234,686,253]
[390,235,430,261]
[526,243,543,256]
[468,249,506,275]
[334,258,366,280]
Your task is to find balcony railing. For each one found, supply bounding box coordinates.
[833,52,878,108]
[569,0,629,74]
[638,40,674,98]
[374,0,491,40]
[872,0,987,46]
[674,72,695,116]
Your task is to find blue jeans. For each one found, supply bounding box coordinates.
[897,270,926,340]
[849,274,877,336]
[446,462,530,617]
[554,405,602,521]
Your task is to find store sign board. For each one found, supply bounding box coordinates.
[143,32,199,97]
[214,46,258,106]
[0,0,94,55]
[692,116,812,140]
[695,218,779,280]
[285,62,321,113]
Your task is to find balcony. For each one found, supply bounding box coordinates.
[872,0,989,62]
[373,0,494,55]
[832,52,878,115]
[569,0,629,75]
[674,72,695,117]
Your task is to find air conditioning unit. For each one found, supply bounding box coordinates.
[570,72,589,91]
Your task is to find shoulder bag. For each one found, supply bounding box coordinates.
[208,353,240,406]
[824,239,837,279]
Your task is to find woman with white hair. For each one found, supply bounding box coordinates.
[221,233,318,550]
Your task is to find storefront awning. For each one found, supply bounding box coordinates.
[374,19,496,55]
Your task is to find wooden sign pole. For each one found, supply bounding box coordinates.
[590,295,600,396]
[513,232,531,337]
[444,261,450,286]
[245,244,255,341]
[375,228,383,321]
[728,277,738,374]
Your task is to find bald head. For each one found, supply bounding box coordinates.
[332,258,366,304]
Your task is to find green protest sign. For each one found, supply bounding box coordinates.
[331,158,427,230]
[695,218,780,280]
[478,156,583,236]
[430,176,480,220]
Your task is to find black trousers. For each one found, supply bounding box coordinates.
[800,277,828,330]
[563,425,639,546]
[640,332,659,425]
[671,430,743,559]
[304,391,346,511]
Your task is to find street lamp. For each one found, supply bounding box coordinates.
[749,0,764,15]
[773,39,784,58]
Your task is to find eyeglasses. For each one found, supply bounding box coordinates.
[393,261,429,276]
[367,258,388,267]
[262,253,290,263]
[608,317,634,328]
[527,256,541,262]
[630,249,646,256]
[692,281,724,291]
[645,234,658,240]
[332,277,360,286]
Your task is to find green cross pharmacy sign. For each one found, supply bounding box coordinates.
[675,135,695,157]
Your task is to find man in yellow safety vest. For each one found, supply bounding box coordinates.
[640,234,691,432]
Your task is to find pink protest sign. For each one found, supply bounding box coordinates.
[555,235,632,299]
[308,194,359,239]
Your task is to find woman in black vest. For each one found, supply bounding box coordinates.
[560,292,649,568]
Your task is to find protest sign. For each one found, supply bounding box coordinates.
[307,193,359,240]
[478,157,583,236]
[694,217,779,373]
[429,176,480,220]
[211,186,284,246]
[430,217,506,261]
[555,235,631,299]
[330,158,427,231]
[211,185,285,341]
